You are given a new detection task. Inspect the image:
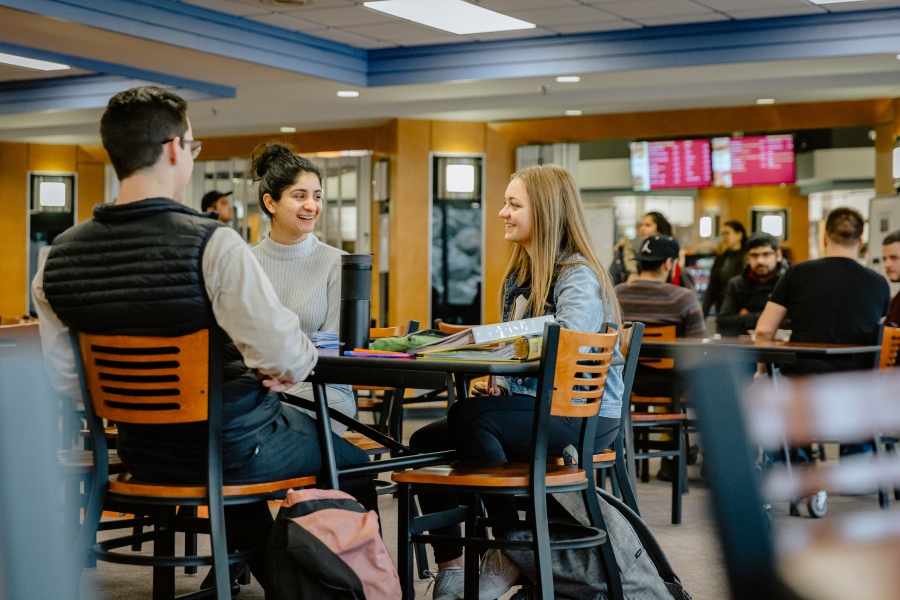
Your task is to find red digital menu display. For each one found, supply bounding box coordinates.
[630,139,711,191]
[711,135,795,187]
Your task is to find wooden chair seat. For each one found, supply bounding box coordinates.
[59,449,126,474]
[342,431,387,452]
[80,427,117,439]
[631,396,673,405]
[392,461,586,487]
[108,472,316,498]
[551,449,616,466]
[631,412,688,422]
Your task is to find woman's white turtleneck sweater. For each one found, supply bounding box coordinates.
[251,233,354,431]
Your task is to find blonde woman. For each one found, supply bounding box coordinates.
[410,164,625,600]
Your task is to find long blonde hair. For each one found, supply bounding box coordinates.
[501,164,622,332]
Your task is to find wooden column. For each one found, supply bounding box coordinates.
[875,100,898,197]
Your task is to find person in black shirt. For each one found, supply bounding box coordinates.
[756,207,889,376]
[882,230,900,327]
[702,220,747,317]
[717,232,788,337]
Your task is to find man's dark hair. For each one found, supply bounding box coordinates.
[100,86,188,180]
[637,258,668,273]
[250,142,322,216]
[644,211,672,237]
[825,207,865,246]
[883,230,900,246]
[747,231,779,252]
[201,191,227,212]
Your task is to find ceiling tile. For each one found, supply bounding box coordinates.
[466,26,560,42]
[179,0,271,17]
[248,12,328,31]
[691,0,816,11]
[305,27,395,48]
[549,20,641,33]
[638,13,730,25]
[283,5,396,27]
[725,5,828,19]
[597,0,718,20]
[477,0,579,10]
[233,0,356,10]
[822,0,900,11]
[506,5,622,27]
[344,21,462,44]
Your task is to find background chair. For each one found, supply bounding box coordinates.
[73,327,316,600]
[393,323,624,600]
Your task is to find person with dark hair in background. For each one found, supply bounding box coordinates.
[610,211,695,290]
[882,230,900,327]
[717,232,789,337]
[201,189,234,224]
[249,142,355,432]
[702,220,747,318]
[30,87,376,593]
[756,207,889,456]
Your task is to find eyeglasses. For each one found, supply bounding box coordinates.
[748,251,776,259]
[161,137,202,159]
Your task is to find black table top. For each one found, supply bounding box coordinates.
[640,338,881,356]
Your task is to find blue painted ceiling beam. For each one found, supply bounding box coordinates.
[0,74,227,115]
[0,0,368,86]
[0,41,235,99]
[368,8,900,86]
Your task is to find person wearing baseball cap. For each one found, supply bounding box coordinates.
[614,234,706,481]
[201,190,234,224]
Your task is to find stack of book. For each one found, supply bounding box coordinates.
[412,315,552,362]
[308,331,339,349]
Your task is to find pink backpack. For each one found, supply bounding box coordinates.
[265,488,401,600]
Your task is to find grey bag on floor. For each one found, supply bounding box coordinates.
[502,489,690,600]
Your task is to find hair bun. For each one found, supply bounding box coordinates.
[250,142,295,180]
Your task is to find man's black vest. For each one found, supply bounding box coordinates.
[43,198,221,337]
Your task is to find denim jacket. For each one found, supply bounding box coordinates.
[498,256,625,419]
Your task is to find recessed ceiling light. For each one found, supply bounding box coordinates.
[556,76,580,83]
[280,126,297,133]
[0,52,69,71]
[363,0,535,35]
[756,98,775,105]
[565,110,583,116]
[808,0,867,4]
[337,90,360,98]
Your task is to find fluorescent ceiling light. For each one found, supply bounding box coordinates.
[808,0,867,4]
[40,182,66,207]
[556,76,580,83]
[445,164,475,193]
[0,52,69,71]
[565,110,583,116]
[337,90,360,98]
[756,98,775,105]
[280,126,296,133]
[363,0,535,35]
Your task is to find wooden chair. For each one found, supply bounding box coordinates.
[72,327,315,600]
[392,323,624,600]
[434,319,472,335]
[878,325,900,370]
[629,324,688,523]
[684,358,900,600]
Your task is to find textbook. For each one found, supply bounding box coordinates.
[415,335,542,362]
[412,315,553,355]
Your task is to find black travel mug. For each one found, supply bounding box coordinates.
[339,254,374,354]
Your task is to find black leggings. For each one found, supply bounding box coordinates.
[409,395,619,564]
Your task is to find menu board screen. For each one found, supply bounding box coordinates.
[711,134,795,187]
[630,139,712,191]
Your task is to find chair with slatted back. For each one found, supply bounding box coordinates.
[72,326,316,600]
[878,326,900,370]
[392,323,624,600]
[685,358,900,600]
[630,324,688,524]
[434,319,472,335]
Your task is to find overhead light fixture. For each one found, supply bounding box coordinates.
[337,90,360,98]
[0,52,69,71]
[39,182,66,207]
[809,0,867,4]
[556,76,580,83]
[761,215,784,237]
[445,164,476,193]
[280,126,297,133]
[565,110,583,116]
[756,98,775,105]
[699,216,712,238]
[363,0,535,35]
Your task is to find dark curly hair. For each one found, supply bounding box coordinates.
[249,142,322,217]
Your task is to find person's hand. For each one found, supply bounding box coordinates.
[260,376,295,393]
[739,308,749,316]
[471,381,491,396]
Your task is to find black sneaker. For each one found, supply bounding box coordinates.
[200,562,245,596]
[657,457,675,482]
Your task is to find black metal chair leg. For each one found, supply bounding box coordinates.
[679,424,689,496]
[614,457,640,515]
[874,434,890,509]
[152,507,177,600]
[398,484,415,600]
[179,506,197,574]
[531,491,554,600]
[411,496,430,579]
[672,432,683,525]
[463,495,480,600]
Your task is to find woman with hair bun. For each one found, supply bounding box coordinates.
[249,142,355,432]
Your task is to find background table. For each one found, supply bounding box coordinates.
[641,338,881,368]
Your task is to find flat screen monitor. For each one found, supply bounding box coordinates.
[630,139,712,191]
[711,134,795,187]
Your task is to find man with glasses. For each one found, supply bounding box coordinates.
[717,232,788,337]
[31,86,376,593]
